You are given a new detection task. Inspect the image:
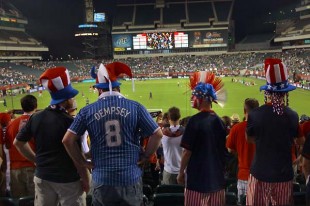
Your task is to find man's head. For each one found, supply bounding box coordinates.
[40,67,78,105]
[20,95,37,113]
[91,62,132,94]
[244,98,259,115]
[168,107,181,122]
[189,71,226,110]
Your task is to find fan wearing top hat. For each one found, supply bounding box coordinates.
[246,58,302,206]
[14,67,88,206]
[63,62,163,206]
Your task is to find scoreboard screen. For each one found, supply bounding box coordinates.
[189,30,227,48]
[146,32,174,49]
[174,32,188,48]
[112,30,227,52]
[133,34,147,50]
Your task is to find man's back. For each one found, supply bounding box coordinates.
[70,92,159,186]
[181,111,226,193]
[6,115,35,169]
[247,104,299,182]
[16,107,80,183]
[226,121,255,181]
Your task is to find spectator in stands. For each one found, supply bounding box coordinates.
[14,67,88,206]
[5,95,37,198]
[226,98,259,204]
[161,106,184,185]
[0,112,12,197]
[221,115,231,135]
[230,113,241,128]
[246,58,302,206]
[180,116,191,128]
[62,62,163,206]
[302,133,310,205]
[177,72,227,206]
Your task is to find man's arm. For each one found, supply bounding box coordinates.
[302,157,310,184]
[140,128,163,163]
[62,131,92,193]
[245,132,255,144]
[177,149,192,185]
[13,139,35,162]
[62,130,93,169]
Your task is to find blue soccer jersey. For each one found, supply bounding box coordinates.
[69,92,159,186]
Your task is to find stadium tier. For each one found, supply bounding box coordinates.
[0,0,48,60]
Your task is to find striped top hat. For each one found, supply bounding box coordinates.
[91,62,133,91]
[40,67,78,105]
[260,58,296,92]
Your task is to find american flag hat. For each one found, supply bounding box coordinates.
[40,67,79,105]
[90,62,132,91]
[260,58,296,92]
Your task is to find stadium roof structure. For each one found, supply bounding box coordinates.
[0,0,48,60]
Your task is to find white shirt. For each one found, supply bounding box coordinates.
[161,125,183,174]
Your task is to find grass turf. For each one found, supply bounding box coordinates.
[1,77,309,119]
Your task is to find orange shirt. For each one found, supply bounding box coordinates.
[226,121,255,180]
[143,138,157,164]
[302,121,310,139]
[0,126,3,145]
[5,115,35,169]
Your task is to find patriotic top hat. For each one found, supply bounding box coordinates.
[91,62,133,91]
[260,58,296,92]
[40,67,79,105]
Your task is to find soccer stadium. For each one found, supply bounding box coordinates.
[0,0,309,205]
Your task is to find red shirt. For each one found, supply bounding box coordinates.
[5,115,35,169]
[226,121,255,180]
[302,121,310,139]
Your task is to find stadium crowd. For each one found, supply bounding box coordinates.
[0,49,309,89]
[0,58,309,206]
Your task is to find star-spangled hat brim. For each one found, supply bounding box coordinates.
[260,84,296,92]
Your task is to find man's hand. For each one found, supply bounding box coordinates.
[177,172,185,186]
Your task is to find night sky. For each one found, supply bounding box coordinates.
[8,0,299,59]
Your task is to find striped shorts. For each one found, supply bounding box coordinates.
[184,188,225,206]
[246,174,293,206]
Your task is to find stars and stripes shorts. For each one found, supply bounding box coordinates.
[184,188,225,206]
[246,174,293,206]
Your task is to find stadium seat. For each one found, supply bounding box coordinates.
[225,192,237,206]
[143,184,153,200]
[153,193,184,206]
[86,194,92,206]
[240,194,247,206]
[18,196,34,206]
[0,197,17,206]
[293,182,301,192]
[225,177,237,188]
[154,184,184,194]
[142,194,148,206]
[226,183,237,195]
[293,192,306,206]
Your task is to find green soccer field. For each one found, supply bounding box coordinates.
[1,77,310,119]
